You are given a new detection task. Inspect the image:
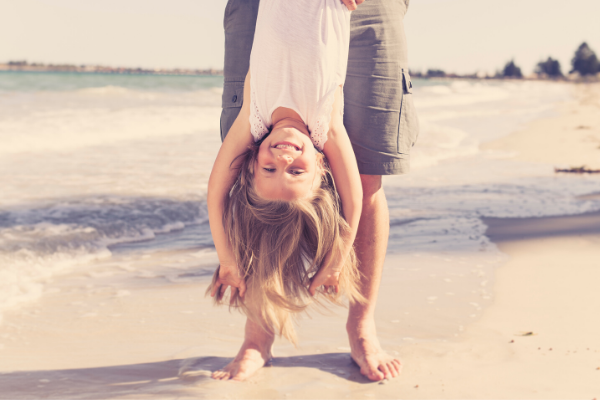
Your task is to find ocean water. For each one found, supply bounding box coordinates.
[1,71,600,329]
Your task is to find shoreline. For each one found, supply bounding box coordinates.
[0,69,223,78]
[1,80,600,399]
[482,82,600,169]
[483,210,600,242]
[3,68,597,83]
[0,63,222,77]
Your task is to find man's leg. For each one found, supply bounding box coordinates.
[347,175,401,381]
[344,0,417,381]
[219,0,259,141]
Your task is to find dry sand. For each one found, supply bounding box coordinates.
[483,82,600,170]
[1,83,600,399]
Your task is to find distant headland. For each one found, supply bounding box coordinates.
[2,41,598,81]
[0,61,222,76]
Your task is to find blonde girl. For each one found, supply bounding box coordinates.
[207,0,363,380]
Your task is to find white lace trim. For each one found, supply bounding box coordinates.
[250,87,269,142]
[310,86,343,151]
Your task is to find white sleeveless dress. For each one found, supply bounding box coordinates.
[249,0,351,150]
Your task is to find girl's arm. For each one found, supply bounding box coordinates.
[308,86,363,295]
[208,71,254,299]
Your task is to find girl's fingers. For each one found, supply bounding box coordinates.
[210,280,221,297]
[229,288,238,306]
[238,279,247,298]
[308,280,340,297]
[218,283,229,301]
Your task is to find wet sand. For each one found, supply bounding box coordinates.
[1,217,599,399]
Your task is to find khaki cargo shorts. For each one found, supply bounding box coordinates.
[220,0,419,175]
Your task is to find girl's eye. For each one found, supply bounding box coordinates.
[263,168,275,172]
[290,170,305,176]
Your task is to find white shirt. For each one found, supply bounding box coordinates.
[249,0,351,150]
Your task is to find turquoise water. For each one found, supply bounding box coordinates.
[0,70,440,93]
[0,71,224,92]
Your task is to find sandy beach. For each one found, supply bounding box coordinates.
[1,81,600,399]
[483,82,600,170]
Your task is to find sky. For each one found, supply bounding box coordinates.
[1,0,599,75]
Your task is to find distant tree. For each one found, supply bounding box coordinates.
[8,60,27,66]
[535,57,563,78]
[426,69,445,78]
[503,60,522,78]
[571,42,600,76]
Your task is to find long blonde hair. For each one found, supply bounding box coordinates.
[207,138,363,344]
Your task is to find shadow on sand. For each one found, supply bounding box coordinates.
[483,210,600,242]
[0,353,371,399]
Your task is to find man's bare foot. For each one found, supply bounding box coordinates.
[212,318,274,381]
[347,320,402,381]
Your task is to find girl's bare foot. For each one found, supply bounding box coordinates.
[212,318,274,381]
[347,319,402,381]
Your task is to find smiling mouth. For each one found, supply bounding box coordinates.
[272,142,301,151]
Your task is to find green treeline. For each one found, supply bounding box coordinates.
[503,42,598,79]
[412,42,599,80]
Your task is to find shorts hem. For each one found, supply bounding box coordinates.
[357,159,410,175]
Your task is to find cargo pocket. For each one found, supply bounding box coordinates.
[220,81,245,140]
[397,69,420,154]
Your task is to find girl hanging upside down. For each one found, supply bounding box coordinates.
[207,0,364,380]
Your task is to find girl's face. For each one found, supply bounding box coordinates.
[254,125,322,201]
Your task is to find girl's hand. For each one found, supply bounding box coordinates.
[341,0,365,11]
[308,265,341,296]
[210,263,247,302]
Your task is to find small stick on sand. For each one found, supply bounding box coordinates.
[554,166,600,174]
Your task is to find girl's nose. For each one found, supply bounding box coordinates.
[277,155,293,164]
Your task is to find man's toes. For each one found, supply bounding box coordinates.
[392,359,402,373]
[379,363,392,379]
[362,365,384,381]
[386,362,399,378]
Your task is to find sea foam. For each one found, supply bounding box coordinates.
[0,196,209,321]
